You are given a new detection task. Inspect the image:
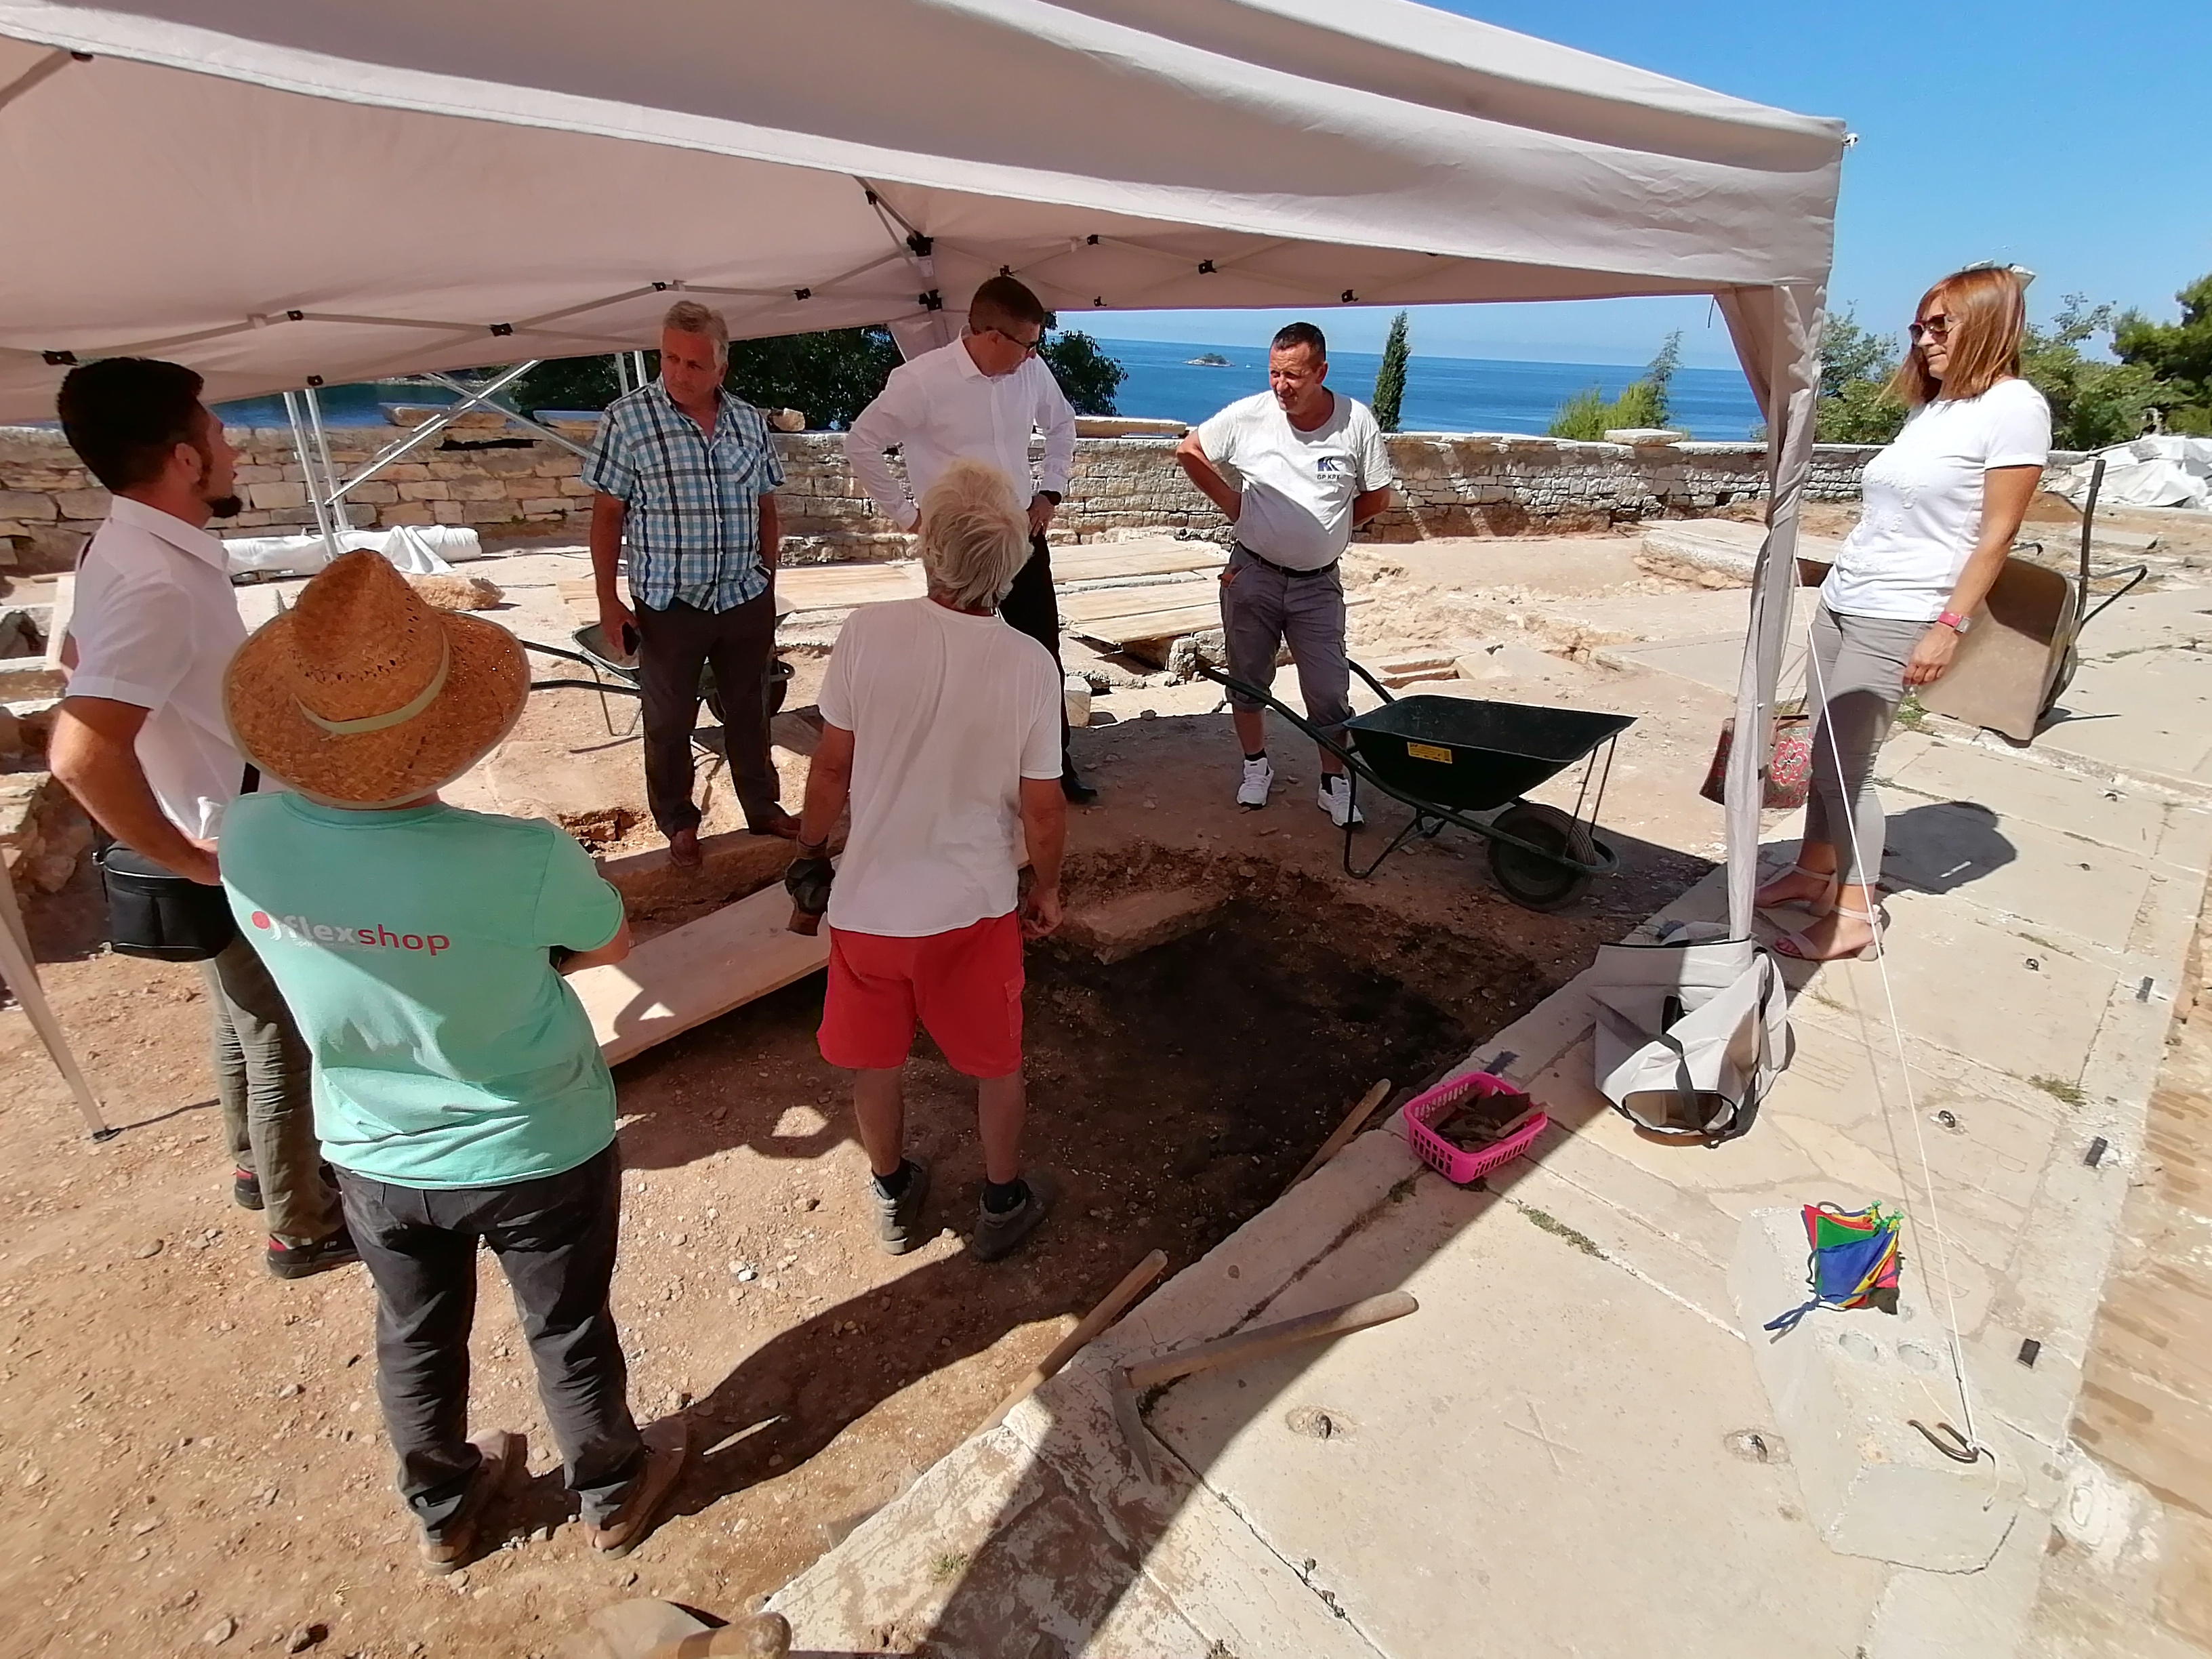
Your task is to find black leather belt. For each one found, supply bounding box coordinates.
[1235,543,1338,579]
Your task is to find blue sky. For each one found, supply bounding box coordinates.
[1088,0,2211,369]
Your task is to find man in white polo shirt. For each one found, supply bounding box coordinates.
[847,276,1094,803]
[47,358,352,1279]
[1177,322,1395,827]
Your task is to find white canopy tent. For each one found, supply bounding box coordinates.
[0,0,1839,1111]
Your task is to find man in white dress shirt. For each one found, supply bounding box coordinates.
[848,277,1094,802]
[47,357,352,1279]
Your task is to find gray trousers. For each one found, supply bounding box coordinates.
[1803,605,1925,886]
[1218,544,1352,743]
[201,935,339,1246]
[337,1145,647,1534]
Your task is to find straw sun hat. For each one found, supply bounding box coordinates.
[225,549,529,808]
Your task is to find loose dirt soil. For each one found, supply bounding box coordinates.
[0,535,1727,1658]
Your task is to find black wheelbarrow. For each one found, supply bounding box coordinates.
[1198,660,1633,910]
[524,622,792,754]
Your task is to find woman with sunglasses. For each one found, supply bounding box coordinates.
[1759,265,2050,960]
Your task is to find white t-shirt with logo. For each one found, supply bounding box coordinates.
[1824,377,2051,622]
[817,598,1063,937]
[1195,391,1395,571]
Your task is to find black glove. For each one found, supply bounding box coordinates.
[785,852,834,918]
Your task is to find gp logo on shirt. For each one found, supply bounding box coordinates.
[1314,455,1346,473]
[250,911,451,956]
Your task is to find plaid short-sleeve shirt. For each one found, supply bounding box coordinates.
[581,381,785,613]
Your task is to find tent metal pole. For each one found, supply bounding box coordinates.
[420,367,592,461]
[281,390,340,554]
[322,361,543,512]
[302,386,347,560]
[615,352,632,396]
[0,856,110,1138]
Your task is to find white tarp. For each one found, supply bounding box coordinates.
[222,522,479,578]
[2058,436,2212,513]
[0,1,1842,1109]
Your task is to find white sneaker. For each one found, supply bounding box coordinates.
[1319,773,1364,827]
[1236,755,1274,808]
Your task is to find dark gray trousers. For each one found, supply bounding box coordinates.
[336,1145,645,1533]
[200,934,338,1246]
[996,534,1073,777]
[1218,542,1353,742]
[636,590,783,836]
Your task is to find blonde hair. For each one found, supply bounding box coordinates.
[918,459,1029,612]
[1889,266,2026,407]
[661,299,729,361]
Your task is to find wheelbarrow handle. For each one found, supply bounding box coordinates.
[1346,657,1396,705]
[519,638,596,669]
[529,677,641,697]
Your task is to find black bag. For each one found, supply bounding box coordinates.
[96,842,238,962]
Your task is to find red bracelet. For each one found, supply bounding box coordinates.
[1937,611,1970,633]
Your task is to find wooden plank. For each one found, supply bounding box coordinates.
[773,562,924,611]
[1070,604,1223,649]
[1053,543,1226,583]
[1056,579,1217,623]
[575,881,829,1066]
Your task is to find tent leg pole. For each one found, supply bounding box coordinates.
[0,863,110,1138]
[281,390,340,556]
[302,386,346,562]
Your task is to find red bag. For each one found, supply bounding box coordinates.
[1700,708,1812,810]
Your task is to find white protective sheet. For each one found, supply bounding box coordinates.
[2058,436,2212,513]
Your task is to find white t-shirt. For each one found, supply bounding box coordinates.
[66,497,253,840]
[1824,377,2051,622]
[817,598,1063,937]
[1195,391,1394,571]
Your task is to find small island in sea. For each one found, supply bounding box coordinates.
[1187,352,1231,366]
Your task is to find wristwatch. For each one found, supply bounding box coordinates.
[1937,611,1972,634]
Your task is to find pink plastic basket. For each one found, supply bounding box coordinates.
[1402,1071,1548,1185]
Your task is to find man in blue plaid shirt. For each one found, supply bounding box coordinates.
[584,300,800,863]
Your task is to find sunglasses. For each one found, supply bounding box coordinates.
[981,325,1043,357]
[1908,314,1952,343]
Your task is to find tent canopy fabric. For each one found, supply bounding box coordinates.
[0,0,1841,419]
[0,0,1839,947]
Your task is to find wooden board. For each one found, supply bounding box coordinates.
[1069,603,1224,649]
[574,880,828,1066]
[1052,541,1226,583]
[773,561,924,611]
[1055,578,1218,623]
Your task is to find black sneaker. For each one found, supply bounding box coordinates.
[870,1160,931,1256]
[1060,771,1098,805]
[265,1229,360,1280]
[233,1168,263,1211]
[971,1170,1056,1263]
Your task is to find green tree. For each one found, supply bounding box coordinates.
[2114,274,2212,436]
[1372,310,1411,432]
[1814,308,1906,444]
[2020,296,2165,450]
[1546,331,1680,438]
[1038,327,1126,416]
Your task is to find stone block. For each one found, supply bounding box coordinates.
[378,503,434,527]
[1729,1206,2022,1572]
[432,500,466,525]
[557,476,597,496]
[462,501,521,524]
[450,478,510,504]
[520,498,570,518]
[383,462,432,483]
[346,480,398,505]
[1059,884,1228,965]
[245,480,305,511]
[0,491,57,522]
[56,489,110,520]
[398,480,451,502]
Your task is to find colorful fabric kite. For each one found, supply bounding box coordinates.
[1763,1203,1904,1334]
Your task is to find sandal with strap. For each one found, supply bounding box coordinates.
[1756,862,1837,919]
[1773,901,1885,963]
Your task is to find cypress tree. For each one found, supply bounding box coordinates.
[1372,311,1410,432]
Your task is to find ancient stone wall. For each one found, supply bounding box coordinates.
[0,415,1879,572]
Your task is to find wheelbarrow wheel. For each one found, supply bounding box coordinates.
[2039,644,2078,718]
[1488,802,1598,912]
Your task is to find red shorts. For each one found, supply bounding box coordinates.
[817,912,1025,1079]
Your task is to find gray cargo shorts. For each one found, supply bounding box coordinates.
[1218,543,1352,741]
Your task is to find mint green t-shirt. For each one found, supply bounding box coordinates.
[220,795,624,1189]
